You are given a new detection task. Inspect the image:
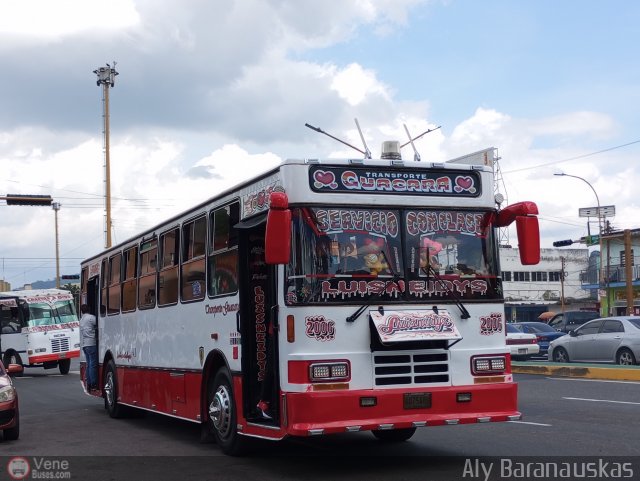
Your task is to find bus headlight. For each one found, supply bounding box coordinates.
[0,385,16,403]
[471,355,506,375]
[309,362,350,382]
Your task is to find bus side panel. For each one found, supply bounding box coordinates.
[117,365,203,421]
[0,332,26,362]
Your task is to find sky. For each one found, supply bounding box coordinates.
[1,0,639,287]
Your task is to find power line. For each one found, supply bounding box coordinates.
[503,139,640,174]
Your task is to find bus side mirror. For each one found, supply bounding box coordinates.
[495,201,540,265]
[265,192,291,265]
[516,215,540,265]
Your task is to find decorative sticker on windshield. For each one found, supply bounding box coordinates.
[406,211,486,236]
[309,166,480,197]
[315,209,399,238]
[23,321,80,334]
[370,309,462,343]
[24,292,74,305]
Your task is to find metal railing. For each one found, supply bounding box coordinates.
[580,263,640,286]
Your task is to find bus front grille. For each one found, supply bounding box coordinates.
[51,338,70,353]
[373,351,450,386]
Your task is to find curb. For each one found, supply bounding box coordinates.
[512,362,640,381]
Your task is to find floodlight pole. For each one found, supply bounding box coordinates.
[94,62,118,248]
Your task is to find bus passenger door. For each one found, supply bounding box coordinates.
[83,275,101,388]
[237,222,279,424]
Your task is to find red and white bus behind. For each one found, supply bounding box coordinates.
[80,146,540,454]
[0,289,80,375]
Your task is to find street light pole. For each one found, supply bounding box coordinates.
[52,202,61,289]
[554,173,605,315]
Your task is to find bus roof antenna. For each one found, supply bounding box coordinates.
[354,118,371,159]
[401,124,442,162]
[304,122,367,158]
[403,124,421,162]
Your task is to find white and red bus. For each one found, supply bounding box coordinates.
[0,289,80,375]
[80,143,540,454]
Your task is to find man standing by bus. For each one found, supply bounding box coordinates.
[79,304,98,392]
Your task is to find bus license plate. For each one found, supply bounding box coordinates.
[404,392,431,410]
[59,353,67,359]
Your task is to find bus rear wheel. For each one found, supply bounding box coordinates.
[372,427,417,443]
[207,368,247,455]
[104,360,125,418]
[58,359,71,375]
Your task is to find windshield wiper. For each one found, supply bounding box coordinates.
[421,262,471,320]
[346,249,402,323]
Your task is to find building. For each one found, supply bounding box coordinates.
[500,246,592,322]
[580,228,640,316]
[0,280,10,292]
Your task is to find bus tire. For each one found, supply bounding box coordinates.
[207,368,247,455]
[58,359,71,375]
[372,427,417,443]
[103,360,125,418]
[3,352,23,378]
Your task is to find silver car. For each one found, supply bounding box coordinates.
[548,316,640,365]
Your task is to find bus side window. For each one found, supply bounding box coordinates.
[108,253,122,315]
[208,202,239,297]
[1,306,21,333]
[181,215,206,302]
[122,246,138,312]
[138,238,157,310]
[158,228,179,306]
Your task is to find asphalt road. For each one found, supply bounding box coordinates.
[2,360,639,480]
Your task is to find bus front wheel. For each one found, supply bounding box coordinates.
[372,427,417,442]
[58,359,71,375]
[207,368,247,455]
[104,360,125,418]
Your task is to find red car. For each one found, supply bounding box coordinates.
[0,360,21,440]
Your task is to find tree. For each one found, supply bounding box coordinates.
[62,283,81,314]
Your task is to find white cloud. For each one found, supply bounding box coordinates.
[0,0,140,39]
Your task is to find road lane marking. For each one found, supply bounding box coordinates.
[508,421,552,427]
[547,377,640,385]
[563,397,640,405]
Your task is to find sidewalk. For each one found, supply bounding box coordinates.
[512,360,640,381]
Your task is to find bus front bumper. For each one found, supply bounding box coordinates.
[284,382,519,436]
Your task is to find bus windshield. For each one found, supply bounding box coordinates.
[26,300,77,327]
[285,207,500,305]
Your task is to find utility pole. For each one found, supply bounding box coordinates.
[93,62,118,248]
[624,230,634,315]
[53,202,61,288]
[560,256,566,313]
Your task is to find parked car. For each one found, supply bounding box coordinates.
[548,316,640,365]
[547,310,600,333]
[506,323,540,360]
[510,322,566,357]
[0,360,21,440]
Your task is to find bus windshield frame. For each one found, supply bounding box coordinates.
[285,206,501,305]
[25,299,77,327]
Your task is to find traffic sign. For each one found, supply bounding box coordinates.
[579,205,615,218]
